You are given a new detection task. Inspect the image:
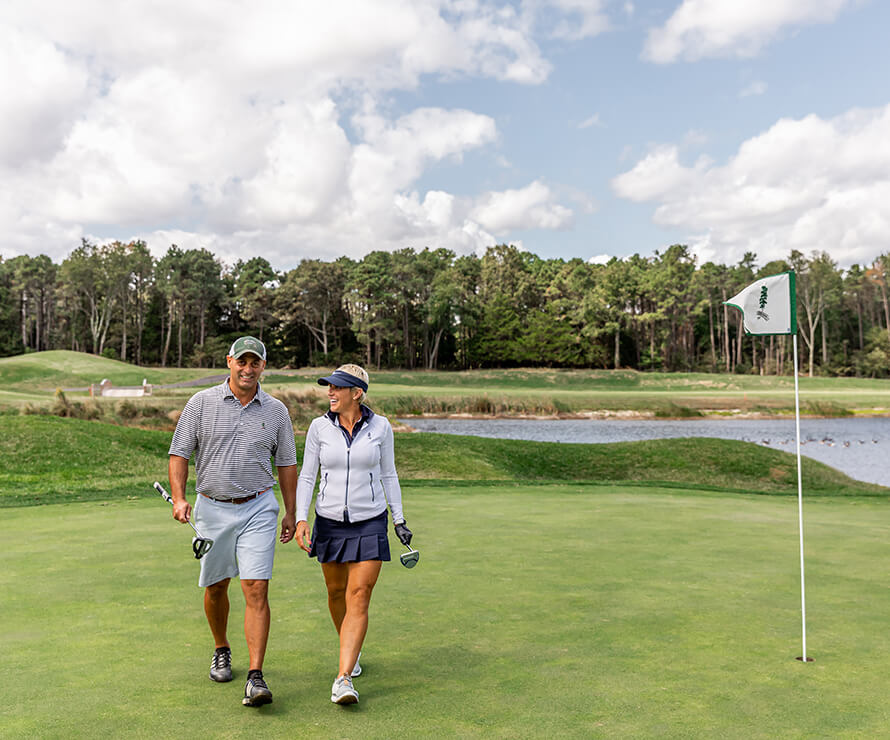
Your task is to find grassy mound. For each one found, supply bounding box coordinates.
[0,350,214,392]
[0,416,171,506]
[394,433,887,496]
[1,416,885,507]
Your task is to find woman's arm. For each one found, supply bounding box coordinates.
[379,419,404,523]
[296,419,321,521]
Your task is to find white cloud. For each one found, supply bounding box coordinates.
[0,24,90,166]
[0,0,585,267]
[587,253,612,264]
[739,80,768,97]
[612,103,890,267]
[612,146,710,202]
[471,180,574,231]
[579,113,603,129]
[525,0,611,41]
[643,0,856,63]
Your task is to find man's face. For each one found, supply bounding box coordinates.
[227,353,265,394]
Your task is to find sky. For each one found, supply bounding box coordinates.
[2,0,889,272]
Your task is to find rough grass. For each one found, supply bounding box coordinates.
[1,416,885,508]
[3,487,890,738]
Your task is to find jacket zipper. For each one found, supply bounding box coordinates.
[320,472,328,501]
[344,448,351,522]
[369,472,375,502]
[328,414,371,523]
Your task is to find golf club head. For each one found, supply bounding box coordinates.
[399,547,419,568]
[192,537,213,560]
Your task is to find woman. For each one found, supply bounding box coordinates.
[294,363,413,705]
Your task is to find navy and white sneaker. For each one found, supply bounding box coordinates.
[209,647,232,682]
[331,675,359,705]
[242,672,273,707]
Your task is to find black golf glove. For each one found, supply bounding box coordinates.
[394,521,413,546]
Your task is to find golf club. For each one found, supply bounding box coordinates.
[153,481,214,559]
[399,541,420,568]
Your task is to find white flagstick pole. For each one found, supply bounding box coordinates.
[792,333,811,662]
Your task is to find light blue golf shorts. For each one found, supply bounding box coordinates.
[193,489,280,588]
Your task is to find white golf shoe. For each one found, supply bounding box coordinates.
[331,675,359,705]
[351,652,362,677]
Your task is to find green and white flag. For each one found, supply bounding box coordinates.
[724,271,797,336]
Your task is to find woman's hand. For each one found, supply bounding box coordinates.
[394,521,413,546]
[295,520,312,553]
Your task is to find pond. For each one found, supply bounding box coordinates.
[398,417,890,487]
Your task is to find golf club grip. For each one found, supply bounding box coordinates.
[153,481,174,505]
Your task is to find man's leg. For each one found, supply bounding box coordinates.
[205,578,234,682]
[204,578,231,648]
[234,492,278,706]
[240,579,270,671]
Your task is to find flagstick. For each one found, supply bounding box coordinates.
[793,334,813,662]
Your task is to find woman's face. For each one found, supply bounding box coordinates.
[327,384,361,414]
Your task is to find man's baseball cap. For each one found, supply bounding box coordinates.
[228,336,266,361]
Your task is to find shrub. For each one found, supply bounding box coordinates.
[655,403,703,418]
[117,400,139,419]
[806,400,852,418]
[51,389,102,420]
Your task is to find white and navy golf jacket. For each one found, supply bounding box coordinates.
[296,407,405,524]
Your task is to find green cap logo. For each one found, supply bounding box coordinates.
[228,336,266,361]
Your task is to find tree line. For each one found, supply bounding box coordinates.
[3,240,890,377]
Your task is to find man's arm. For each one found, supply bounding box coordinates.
[278,464,297,543]
[168,454,192,523]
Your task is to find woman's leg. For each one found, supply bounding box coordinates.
[321,561,349,633]
[321,560,382,677]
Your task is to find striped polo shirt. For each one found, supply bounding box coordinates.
[169,380,297,501]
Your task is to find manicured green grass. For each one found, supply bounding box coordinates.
[2,416,885,508]
[3,486,890,738]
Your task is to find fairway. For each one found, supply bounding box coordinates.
[6,352,890,419]
[3,486,890,738]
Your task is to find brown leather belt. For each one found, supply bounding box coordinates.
[201,488,269,505]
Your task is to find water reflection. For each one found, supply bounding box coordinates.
[399,417,890,487]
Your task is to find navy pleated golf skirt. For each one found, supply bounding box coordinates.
[310,510,391,563]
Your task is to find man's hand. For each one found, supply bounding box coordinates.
[168,455,191,524]
[172,498,192,524]
[280,512,297,543]
[295,520,312,553]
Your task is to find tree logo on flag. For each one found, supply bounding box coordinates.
[757,286,770,322]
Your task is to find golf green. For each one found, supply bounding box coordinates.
[3,485,889,738]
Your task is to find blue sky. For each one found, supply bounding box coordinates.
[2,0,888,271]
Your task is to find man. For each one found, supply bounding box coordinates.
[167,335,297,707]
